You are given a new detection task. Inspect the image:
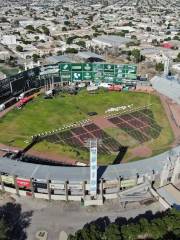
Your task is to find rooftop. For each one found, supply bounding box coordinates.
[46,55,74,64]
[93,35,131,47]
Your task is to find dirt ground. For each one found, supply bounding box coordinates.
[27,149,76,165]
[92,115,116,129]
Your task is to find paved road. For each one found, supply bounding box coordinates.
[12,196,165,240]
[151,76,180,104]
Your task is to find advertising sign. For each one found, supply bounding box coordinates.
[37,188,48,194]
[93,71,103,81]
[71,64,82,71]
[115,67,124,74]
[16,178,31,189]
[104,64,115,72]
[121,179,136,188]
[49,183,64,190]
[83,63,92,71]
[60,72,72,81]
[128,74,137,80]
[82,72,93,81]
[33,180,47,189]
[68,184,82,190]
[127,65,137,73]
[72,72,82,81]
[54,189,65,195]
[90,146,97,196]
[103,72,115,77]
[60,63,71,72]
[114,78,123,84]
[1,175,14,184]
[58,63,137,83]
[104,76,114,83]
[92,63,103,71]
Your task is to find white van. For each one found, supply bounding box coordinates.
[0,104,5,112]
[99,82,112,88]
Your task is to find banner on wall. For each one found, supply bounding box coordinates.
[121,179,136,188]
[1,175,14,184]
[16,178,31,189]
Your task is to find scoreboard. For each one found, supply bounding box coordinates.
[59,63,137,83]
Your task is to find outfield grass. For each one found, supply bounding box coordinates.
[0,90,174,164]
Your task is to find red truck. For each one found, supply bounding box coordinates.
[16,95,34,109]
[108,84,122,91]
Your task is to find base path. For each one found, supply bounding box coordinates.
[91,115,116,129]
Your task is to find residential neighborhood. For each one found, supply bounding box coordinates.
[0,0,180,78]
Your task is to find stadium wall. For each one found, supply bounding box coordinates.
[0,148,179,203]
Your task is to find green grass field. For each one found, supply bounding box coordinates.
[0,89,174,164]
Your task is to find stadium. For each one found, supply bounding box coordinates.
[0,62,179,206]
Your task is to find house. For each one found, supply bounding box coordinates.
[90,35,132,49]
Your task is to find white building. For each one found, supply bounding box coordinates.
[89,35,132,49]
[1,35,16,45]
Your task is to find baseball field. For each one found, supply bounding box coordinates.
[0,89,174,164]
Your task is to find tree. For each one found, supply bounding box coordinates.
[42,26,50,36]
[164,37,171,41]
[69,209,180,240]
[152,39,159,46]
[174,52,180,62]
[0,202,32,239]
[66,36,76,44]
[64,21,70,26]
[146,26,151,32]
[65,48,78,54]
[34,36,39,41]
[76,41,86,48]
[0,220,8,240]
[131,49,141,63]
[32,54,40,62]
[173,35,180,41]
[131,35,137,39]
[25,25,35,32]
[155,62,164,72]
[166,31,171,35]
[16,45,23,52]
[62,27,67,31]
[104,224,122,240]
[57,50,63,55]
[0,17,9,23]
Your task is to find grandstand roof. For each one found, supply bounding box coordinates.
[46,55,74,64]
[0,145,179,182]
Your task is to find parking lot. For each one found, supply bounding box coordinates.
[2,195,163,240]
